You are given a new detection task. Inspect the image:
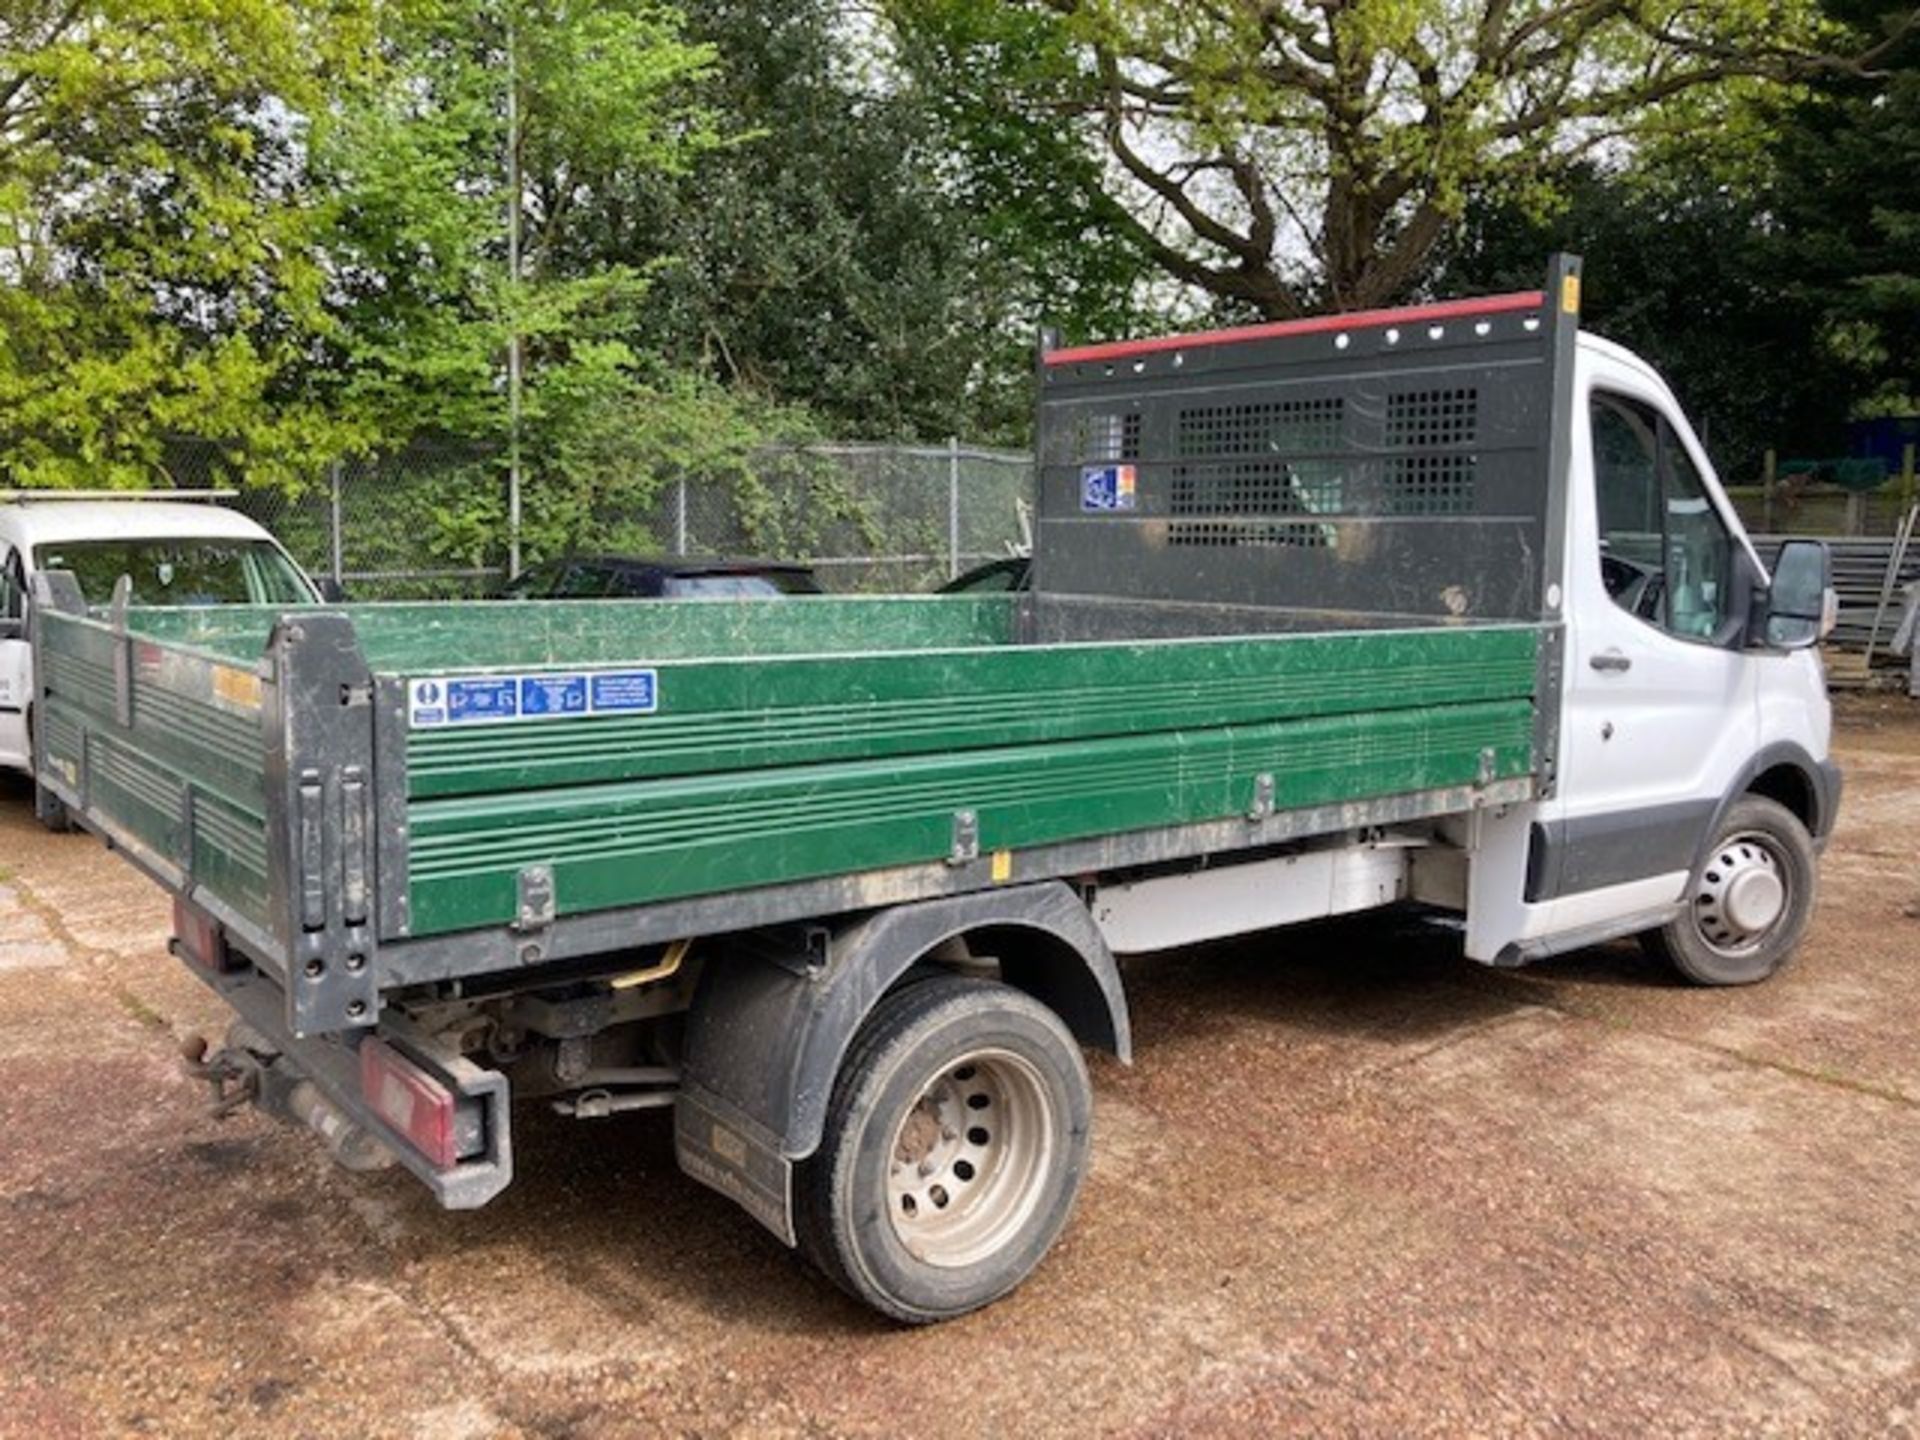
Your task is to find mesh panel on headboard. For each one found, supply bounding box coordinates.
[1034,304,1559,622]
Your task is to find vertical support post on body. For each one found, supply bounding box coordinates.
[947,436,961,580]
[1902,443,1917,514]
[676,477,689,556]
[329,460,344,585]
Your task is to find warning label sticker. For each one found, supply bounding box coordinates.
[408,668,659,728]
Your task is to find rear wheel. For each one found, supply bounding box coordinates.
[795,975,1091,1324]
[1641,796,1816,985]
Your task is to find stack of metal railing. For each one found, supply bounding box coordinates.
[1752,527,1920,687]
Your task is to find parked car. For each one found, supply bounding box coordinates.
[0,492,320,779]
[938,555,1030,594]
[496,555,824,600]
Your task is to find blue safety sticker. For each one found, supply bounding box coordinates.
[520,673,588,718]
[409,668,660,727]
[589,670,658,714]
[1080,463,1137,512]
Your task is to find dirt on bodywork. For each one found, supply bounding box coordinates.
[1,695,1917,1438]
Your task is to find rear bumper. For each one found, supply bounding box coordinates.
[196,967,513,1209]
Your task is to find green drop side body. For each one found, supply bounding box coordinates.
[31,594,1539,946]
[30,261,1582,1040]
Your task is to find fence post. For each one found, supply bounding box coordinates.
[1903,443,1917,514]
[675,477,689,555]
[947,436,961,580]
[1761,448,1775,533]
[328,460,344,584]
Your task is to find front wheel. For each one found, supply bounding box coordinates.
[795,975,1092,1324]
[1641,795,1817,986]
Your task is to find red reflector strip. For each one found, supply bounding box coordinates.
[171,897,231,971]
[1044,290,1547,367]
[359,1037,457,1169]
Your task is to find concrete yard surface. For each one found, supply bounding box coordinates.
[1,696,1917,1438]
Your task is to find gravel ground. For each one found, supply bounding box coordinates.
[1,696,1916,1439]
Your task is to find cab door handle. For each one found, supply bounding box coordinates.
[1589,649,1632,673]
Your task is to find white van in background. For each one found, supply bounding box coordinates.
[0,492,321,775]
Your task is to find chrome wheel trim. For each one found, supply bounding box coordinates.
[884,1048,1057,1270]
[1691,830,1790,956]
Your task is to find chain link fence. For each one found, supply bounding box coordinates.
[182,440,1033,599]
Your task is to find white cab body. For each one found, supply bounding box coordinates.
[1090,333,1835,966]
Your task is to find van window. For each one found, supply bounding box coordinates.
[32,538,312,606]
[1590,393,1735,642]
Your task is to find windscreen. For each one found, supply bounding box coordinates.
[661,574,787,598]
[34,538,314,606]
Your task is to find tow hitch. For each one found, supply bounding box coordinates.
[179,1026,395,1173]
[179,1031,263,1119]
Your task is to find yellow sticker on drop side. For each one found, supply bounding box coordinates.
[212,665,263,714]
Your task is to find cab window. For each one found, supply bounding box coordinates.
[1590,393,1736,642]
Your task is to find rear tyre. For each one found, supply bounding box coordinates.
[1641,795,1817,986]
[795,974,1091,1324]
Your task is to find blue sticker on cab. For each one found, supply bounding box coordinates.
[1080,464,1137,512]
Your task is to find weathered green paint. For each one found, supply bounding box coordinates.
[125,595,1016,667]
[405,624,1540,798]
[34,610,274,930]
[406,697,1535,934]
[44,596,1544,949]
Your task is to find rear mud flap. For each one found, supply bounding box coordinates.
[675,1084,796,1247]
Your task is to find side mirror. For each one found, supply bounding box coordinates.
[315,577,349,604]
[1761,539,1834,650]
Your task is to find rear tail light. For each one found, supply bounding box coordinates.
[170,897,235,971]
[359,1037,457,1168]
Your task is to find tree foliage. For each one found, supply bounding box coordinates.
[310,0,721,453]
[1435,4,1920,476]
[0,0,378,487]
[893,0,1917,320]
[603,0,1149,443]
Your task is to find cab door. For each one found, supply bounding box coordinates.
[0,544,30,769]
[1535,370,1760,929]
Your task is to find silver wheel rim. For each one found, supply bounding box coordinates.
[885,1048,1056,1269]
[1691,830,1790,956]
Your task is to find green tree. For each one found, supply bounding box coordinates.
[311,0,720,453]
[602,0,1148,443]
[0,0,378,487]
[1434,3,1919,475]
[893,0,1916,319]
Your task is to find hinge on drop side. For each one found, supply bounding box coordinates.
[513,864,556,962]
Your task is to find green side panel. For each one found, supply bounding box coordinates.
[405,625,1541,798]
[404,698,1536,936]
[124,595,1015,669]
[34,612,274,932]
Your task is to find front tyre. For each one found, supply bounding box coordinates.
[1642,796,1817,986]
[795,975,1091,1324]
